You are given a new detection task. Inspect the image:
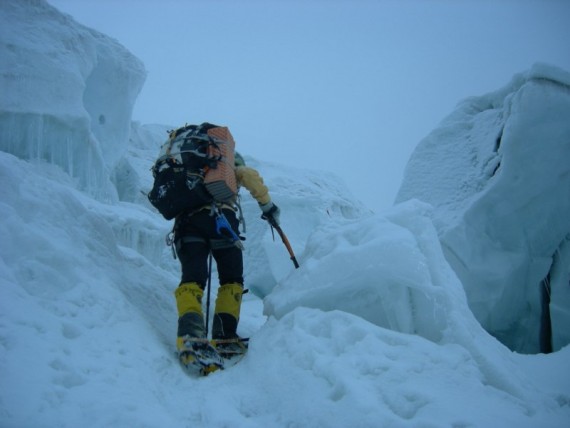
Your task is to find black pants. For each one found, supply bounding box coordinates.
[175,208,243,288]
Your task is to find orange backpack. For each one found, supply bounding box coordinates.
[148,123,237,220]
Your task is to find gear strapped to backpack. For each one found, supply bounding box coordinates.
[148,122,237,220]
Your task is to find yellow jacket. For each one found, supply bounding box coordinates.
[235,166,271,205]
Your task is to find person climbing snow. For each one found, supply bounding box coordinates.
[173,151,280,363]
[147,122,280,374]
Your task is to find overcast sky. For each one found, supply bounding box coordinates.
[47,0,570,212]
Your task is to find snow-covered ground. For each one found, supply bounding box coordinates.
[1,1,569,427]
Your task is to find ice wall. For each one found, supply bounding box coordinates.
[113,122,171,204]
[0,0,146,201]
[396,63,570,353]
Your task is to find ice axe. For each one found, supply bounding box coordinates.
[264,215,299,269]
[273,225,300,269]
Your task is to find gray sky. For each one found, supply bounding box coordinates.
[48,0,570,212]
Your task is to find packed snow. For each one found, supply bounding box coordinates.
[1,1,569,427]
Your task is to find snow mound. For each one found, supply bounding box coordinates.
[264,200,559,413]
[239,156,369,296]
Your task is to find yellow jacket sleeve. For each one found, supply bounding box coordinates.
[235,166,271,205]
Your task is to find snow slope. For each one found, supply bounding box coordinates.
[2,147,569,427]
[396,64,570,354]
[1,1,569,427]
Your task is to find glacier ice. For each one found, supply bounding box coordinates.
[0,0,146,202]
[396,63,570,353]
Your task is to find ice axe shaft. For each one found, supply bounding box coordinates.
[270,222,299,269]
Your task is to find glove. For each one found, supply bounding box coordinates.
[260,201,280,227]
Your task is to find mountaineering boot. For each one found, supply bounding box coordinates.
[212,336,248,359]
[212,282,243,339]
[174,282,206,340]
[212,283,247,357]
[174,282,223,373]
[176,335,224,374]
